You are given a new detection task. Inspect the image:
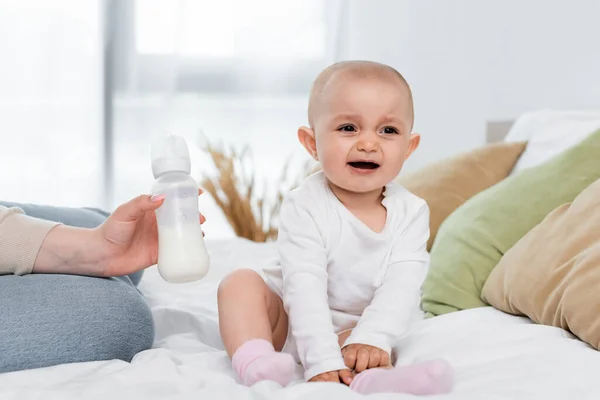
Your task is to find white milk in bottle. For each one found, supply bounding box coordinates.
[151,134,210,283]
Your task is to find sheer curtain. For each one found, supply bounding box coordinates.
[0,0,104,207]
[111,0,342,238]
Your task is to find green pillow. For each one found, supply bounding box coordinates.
[421,128,600,317]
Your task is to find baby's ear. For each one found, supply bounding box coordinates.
[297,126,319,161]
[405,133,421,160]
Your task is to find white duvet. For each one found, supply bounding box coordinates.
[2,238,600,400]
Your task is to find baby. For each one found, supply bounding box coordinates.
[217,60,454,395]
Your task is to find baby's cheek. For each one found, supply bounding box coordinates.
[385,147,408,172]
[318,152,343,176]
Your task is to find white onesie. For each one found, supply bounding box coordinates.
[263,171,430,380]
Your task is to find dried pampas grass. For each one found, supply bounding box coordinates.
[199,139,315,242]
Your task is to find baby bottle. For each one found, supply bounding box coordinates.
[150,134,210,283]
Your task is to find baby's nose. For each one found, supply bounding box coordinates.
[356,138,379,152]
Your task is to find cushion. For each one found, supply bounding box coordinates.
[421,128,600,317]
[397,141,527,250]
[504,110,600,174]
[481,178,600,349]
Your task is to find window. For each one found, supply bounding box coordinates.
[111,0,327,95]
[135,0,325,59]
[0,0,104,208]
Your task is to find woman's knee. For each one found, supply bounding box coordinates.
[0,274,154,373]
[87,277,155,361]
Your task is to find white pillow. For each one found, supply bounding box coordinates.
[505,110,600,174]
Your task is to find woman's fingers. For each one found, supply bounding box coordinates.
[199,189,206,234]
[199,214,206,237]
[144,190,206,227]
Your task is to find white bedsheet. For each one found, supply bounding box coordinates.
[2,238,600,400]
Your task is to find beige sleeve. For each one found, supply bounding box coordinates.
[0,205,60,275]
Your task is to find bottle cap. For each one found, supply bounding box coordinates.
[151,134,191,178]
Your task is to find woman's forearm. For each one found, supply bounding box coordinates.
[33,225,105,276]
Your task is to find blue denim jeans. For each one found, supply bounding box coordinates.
[0,201,154,373]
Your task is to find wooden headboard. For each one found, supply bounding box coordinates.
[486,120,514,143]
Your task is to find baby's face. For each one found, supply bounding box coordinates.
[312,76,416,195]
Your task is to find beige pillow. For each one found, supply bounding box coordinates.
[482,178,600,349]
[397,141,527,250]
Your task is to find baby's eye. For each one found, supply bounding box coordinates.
[338,125,357,132]
[381,126,399,135]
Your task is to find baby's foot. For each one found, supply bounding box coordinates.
[350,359,455,395]
[232,339,296,387]
[244,351,296,386]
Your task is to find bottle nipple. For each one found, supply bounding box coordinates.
[151,134,192,178]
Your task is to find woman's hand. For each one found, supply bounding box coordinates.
[33,191,206,277]
[95,191,206,277]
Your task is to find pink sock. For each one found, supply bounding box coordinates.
[231,339,296,387]
[350,359,455,395]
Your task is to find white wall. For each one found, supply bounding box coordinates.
[337,0,600,172]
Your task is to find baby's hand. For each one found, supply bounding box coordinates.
[342,344,391,373]
[309,369,354,385]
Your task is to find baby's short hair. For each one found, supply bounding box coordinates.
[307,60,414,129]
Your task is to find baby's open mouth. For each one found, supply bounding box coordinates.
[348,161,380,170]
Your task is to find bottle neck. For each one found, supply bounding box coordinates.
[155,170,190,179]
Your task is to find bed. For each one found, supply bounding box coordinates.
[2,111,600,399]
